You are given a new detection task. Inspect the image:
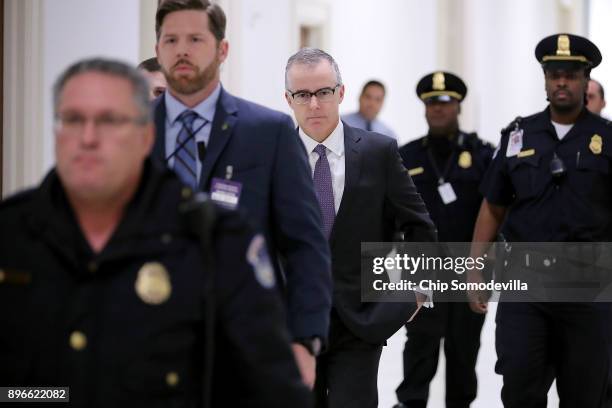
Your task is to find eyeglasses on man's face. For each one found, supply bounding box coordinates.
[54,112,148,137]
[287,84,340,105]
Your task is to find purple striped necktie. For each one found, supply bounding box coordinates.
[313,144,336,238]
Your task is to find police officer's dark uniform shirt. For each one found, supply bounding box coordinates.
[400,131,494,242]
[0,160,311,408]
[481,107,612,242]
[396,132,492,407]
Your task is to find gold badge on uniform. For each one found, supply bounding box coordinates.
[408,167,424,176]
[589,134,602,155]
[556,34,571,56]
[458,151,472,169]
[135,262,172,305]
[517,148,535,158]
[432,72,446,91]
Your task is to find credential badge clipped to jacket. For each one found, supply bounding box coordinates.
[135,262,172,305]
[247,234,275,289]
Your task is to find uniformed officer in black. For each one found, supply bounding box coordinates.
[468,34,612,407]
[394,72,493,408]
[0,58,311,408]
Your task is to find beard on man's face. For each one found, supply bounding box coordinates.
[547,89,585,113]
[163,57,220,95]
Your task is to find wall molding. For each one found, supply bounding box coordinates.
[3,0,44,197]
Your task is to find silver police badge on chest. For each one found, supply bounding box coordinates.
[135,262,172,305]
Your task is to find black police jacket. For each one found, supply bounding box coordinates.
[0,160,311,407]
[399,131,494,242]
[481,107,612,242]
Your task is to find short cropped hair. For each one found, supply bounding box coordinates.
[285,47,343,90]
[155,0,226,42]
[361,80,385,96]
[53,57,152,122]
[138,57,162,73]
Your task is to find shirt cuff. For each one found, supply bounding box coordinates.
[414,287,434,308]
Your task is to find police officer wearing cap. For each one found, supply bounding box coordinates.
[394,72,493,408]
[468,34,612,407]
[0,58,311,407]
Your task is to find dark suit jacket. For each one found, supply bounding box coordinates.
[328,123,437,344]
[152,87,332,340]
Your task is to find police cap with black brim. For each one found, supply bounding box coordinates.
[416,71,467,104]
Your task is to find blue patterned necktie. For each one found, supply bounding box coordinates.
[174,110,199,189]
[313,144,336,239]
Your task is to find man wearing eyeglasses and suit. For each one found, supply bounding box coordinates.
[150,0,332,393]
[284,47,437,408]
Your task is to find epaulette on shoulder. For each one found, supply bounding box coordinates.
[592,114,612,128]
[403,135,427,148]
[501,117,523,135]
[464,132,495,151]
[500,112,542,135]
[458,131,477,148]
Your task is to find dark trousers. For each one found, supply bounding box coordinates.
[396,302,485,408]
[495,302,611,408]
[314,310,383,408]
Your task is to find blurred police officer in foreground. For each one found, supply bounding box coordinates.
[468,34,612,407]
[394,72,493,408]
[0,58,311,407]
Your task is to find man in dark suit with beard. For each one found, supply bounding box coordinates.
[150,0,332,392]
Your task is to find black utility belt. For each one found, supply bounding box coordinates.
[506,249,610,278]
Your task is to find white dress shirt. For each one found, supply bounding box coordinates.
[299,120,345,214]
[299,120,432,309]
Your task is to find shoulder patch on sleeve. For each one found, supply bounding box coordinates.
[246,234,276,289]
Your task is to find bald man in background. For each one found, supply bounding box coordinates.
[587,78,606,116]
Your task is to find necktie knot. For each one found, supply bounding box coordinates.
[179,110,199,127]
[174,110,199,189]
[314,144,327,157]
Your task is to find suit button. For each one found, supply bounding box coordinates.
[181,187,192,199]
[70,331,87,351]
[166,371,179,387]
[161,234,173,245]
[543,259,551,267]
[0,269,5,283]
